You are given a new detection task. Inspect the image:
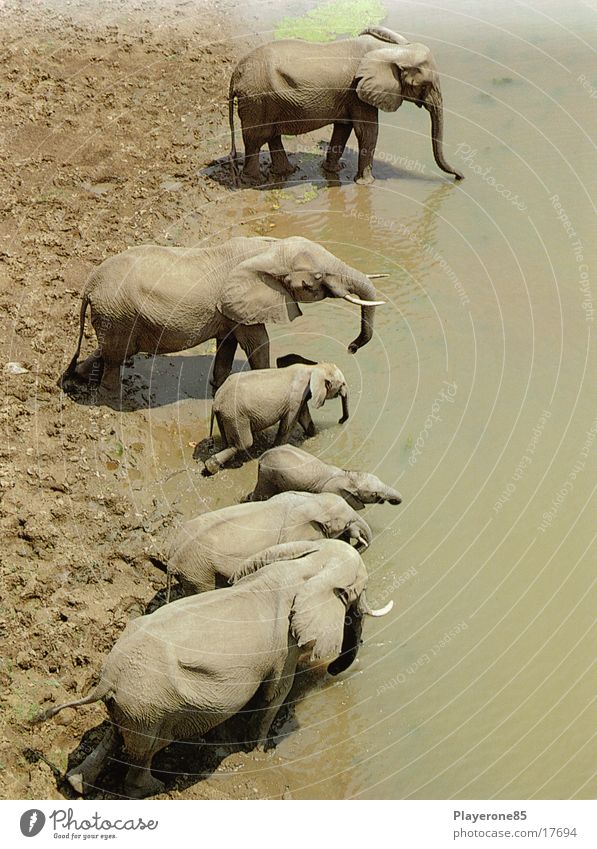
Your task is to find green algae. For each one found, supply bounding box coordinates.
[275,0,387,43]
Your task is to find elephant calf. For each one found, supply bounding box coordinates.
[246,444,403,510]
[157,490,372,596]
[203,361,349,475]
[37,546,392,798]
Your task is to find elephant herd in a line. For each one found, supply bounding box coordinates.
[37,25,463,797]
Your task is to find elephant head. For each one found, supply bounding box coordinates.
[336,471,403,510]
[217,237,385,354]
[289,543,393,675]
[355,35,463,180]
[309,363,349,423]
[309,492,373,550]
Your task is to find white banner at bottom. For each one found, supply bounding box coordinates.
[2,799,595,848]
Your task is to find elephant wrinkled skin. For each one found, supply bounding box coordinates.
[247,444,403,510]
[160,491,372,596]
[61,236,383,391]
[36,545,392,798]
[229,26,463,184]
[204,362,349,474]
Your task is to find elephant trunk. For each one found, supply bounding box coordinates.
[327,604,363,676]
[381,485,402,505]
[348,515,372,550]
[425,87,463,180]
[327,271,384,354]
[339,385,349,424]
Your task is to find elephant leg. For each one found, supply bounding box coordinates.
[297,402,316,437]
[211,333,238,395]
[323,122,352,173]
[254,648,299,750]
[215,412,229,448]
[100,363,122,391]
[353,118,378,185]
[273,410,301,447]
[204,416,252,475]
[66,725,119,795]
[241,128,266,182]
[268,135,296,175]
[235,324,270,371]
[122,726,166,799]
[74,348,104,384]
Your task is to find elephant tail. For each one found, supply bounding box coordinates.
[209,405,217,439]
[228,75,240,184]
[147,554,174,602]
[62,294,89,381]
[31,679,112,725]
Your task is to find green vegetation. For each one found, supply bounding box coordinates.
[275,0,387,42]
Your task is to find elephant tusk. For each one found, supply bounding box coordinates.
[355,533,369,549]
[366,273,390,279]
[366,599,394,617]
[344,294,385,307]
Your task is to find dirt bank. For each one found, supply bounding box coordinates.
[0,0,294,800]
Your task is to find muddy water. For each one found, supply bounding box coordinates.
[115,0,595,798]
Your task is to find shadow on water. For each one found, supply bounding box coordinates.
[62,353,250,412]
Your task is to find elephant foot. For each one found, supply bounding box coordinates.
[355,171,375,186]
[203,457,222,476]
[240,169,262,185]
[66,770,85,796]
[322,159,344,173]
[124,769,165,799]
[271,162,298,177]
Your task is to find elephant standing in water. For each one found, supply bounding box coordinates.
[61,236,384,391]
[204,362,349,474]
[247,444,403,509]
[155,491,372,596]
[37,544,392,797]
[229,26,463,184]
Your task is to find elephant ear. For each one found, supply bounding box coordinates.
[309,367,328,409]
[355,47,404,112]
[355,44,434,112]
[218,250,303,326]
[291,561,365,662]
[337,477,365,511]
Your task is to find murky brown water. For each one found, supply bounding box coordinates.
[114,0,595,798]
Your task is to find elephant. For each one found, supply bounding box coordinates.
[36,544,392,798]
[246,444,403,510]
[153,491,373,597]
[60,235,384,391]
[203,361,349,475]
[228,25,464,184]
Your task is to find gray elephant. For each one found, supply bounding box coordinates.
[229,26,463,184]
[204,362,349,475]
[61,236,384,390]
[246,444,403,510]
[37,543,392,797]
[155,491,372,596]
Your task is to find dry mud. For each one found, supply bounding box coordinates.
[0,0,295,800]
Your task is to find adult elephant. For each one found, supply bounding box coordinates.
[229,26,463,184]
[153,491,373,596]
[37,542,391,797]
[61,236,384,391]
